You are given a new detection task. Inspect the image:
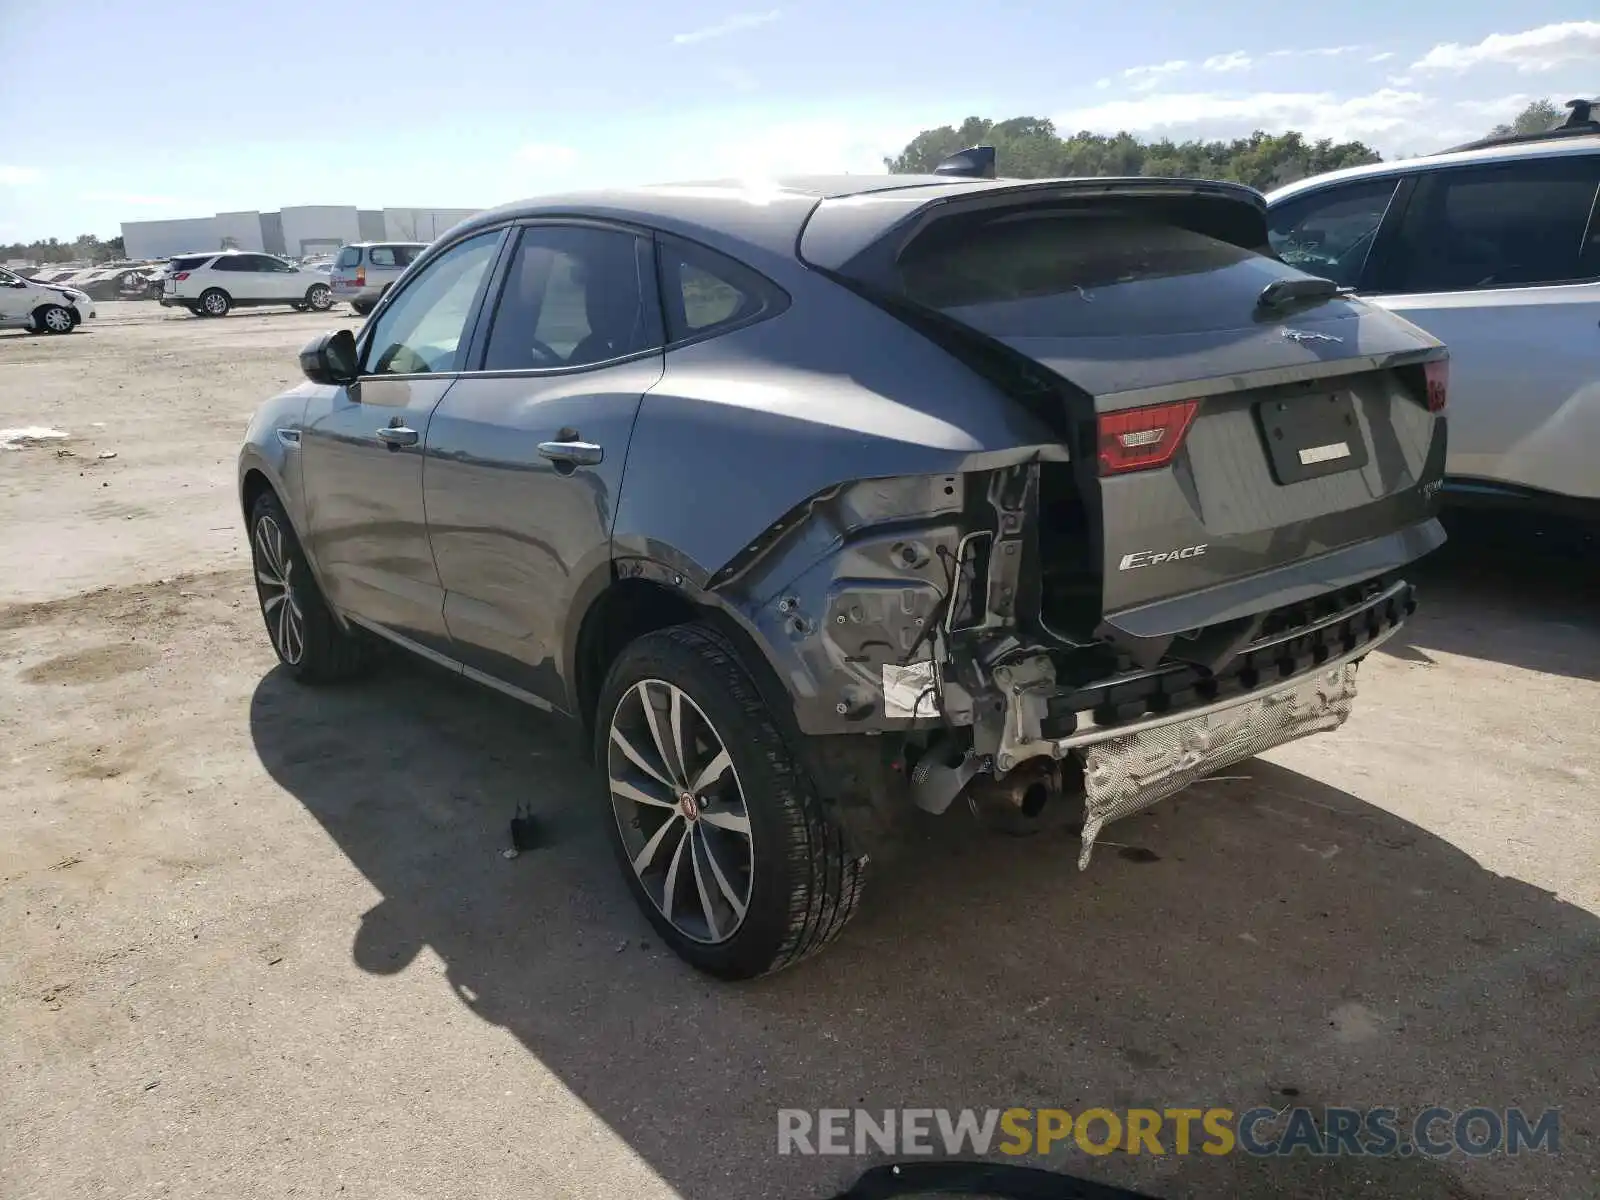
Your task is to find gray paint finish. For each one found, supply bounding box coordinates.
[425,354,666,709]
[241,173,1448,744]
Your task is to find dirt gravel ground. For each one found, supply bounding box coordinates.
[2,302,1597,1200]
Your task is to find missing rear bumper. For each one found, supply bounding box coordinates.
[976,604,1405,866]
[1075,649,1373,867]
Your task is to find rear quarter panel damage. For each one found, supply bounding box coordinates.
[609,287,1064,736]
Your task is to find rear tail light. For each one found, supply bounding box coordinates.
[173,271,190,281]
[355,267,366,286]
[1097,400,1200,475]
[1423,358,1448,413]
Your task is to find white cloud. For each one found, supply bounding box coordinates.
[1054,87,1433,148]
[1122,60,1189,92]
[1454,93,1537,118]
[1413,21,1600,73]
[0,165,43,186]
[1367,51,1395,63]
[1268,45,1362,59]
[1094,77,1111,90]
[1203,51,1252,73]
[517,142,578,167]
[672,9,781,45]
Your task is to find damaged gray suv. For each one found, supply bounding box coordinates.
[239,164,1449,979]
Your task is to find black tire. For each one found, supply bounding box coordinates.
[594,624,865,979]
[186,305,205,317]
[34,304,75,335]
[305,283,333,312]
[198,288,230,317]
[351,300,373,317]
[290,303,308,312]
[248,490,375,683]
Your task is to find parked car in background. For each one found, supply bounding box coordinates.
[159,250,336,317]
[0,264,96,333]
[1268,98,1600,518]
[240,165,1447,978]
[330,242,426,315]
[26,267,82,284]
[74,264,162,301]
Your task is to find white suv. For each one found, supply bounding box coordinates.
[159,251,336,318]
[1267,102,1600,516]
[0,265,96,334]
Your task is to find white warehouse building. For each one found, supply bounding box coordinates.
[121,205,482,260]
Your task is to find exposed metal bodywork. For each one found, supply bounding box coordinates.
[240,171,1448,862]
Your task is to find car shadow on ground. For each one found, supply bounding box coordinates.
[250,642,1597,1197]
[1379,511,1600,682]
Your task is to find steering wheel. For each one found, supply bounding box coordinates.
[526,338,564,368]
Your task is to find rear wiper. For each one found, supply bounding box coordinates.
[1256,276,1344,311]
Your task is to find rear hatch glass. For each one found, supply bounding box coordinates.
[893,211,1365,395]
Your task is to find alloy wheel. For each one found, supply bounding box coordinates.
[252,514,305,665]
[607,679,754,944]
[309,286,332,311]
[204,292,227,315]
[42,307,72,332]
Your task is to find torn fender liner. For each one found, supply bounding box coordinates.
[1077,661,1361,869]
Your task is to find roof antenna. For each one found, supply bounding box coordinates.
[932,146,997,180]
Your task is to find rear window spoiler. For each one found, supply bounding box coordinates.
[799,176,1271,275]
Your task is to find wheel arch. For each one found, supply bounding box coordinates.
[31,301,75,329]
[239,454,346,629]
[568,570,800,764]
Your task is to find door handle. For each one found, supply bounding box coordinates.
[376,425,419,450]
[537,440,604,467]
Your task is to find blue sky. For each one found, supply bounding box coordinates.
[0,2,1595,241]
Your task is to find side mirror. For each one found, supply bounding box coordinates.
[299,329,358,386]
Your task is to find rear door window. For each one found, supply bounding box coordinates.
[394,245,423,266]
[369,247,398,267]
[1376,156,1600,293]
[1268,178,1400,287]
[336,247,361,268]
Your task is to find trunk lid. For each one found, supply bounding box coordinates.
[806,179,1447,660]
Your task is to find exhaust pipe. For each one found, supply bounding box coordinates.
[969,758,1064,819]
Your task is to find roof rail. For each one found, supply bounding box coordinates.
[1442,98,1600,154]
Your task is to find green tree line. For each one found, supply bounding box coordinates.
[0,233,126,265]
[885,99,1568,190]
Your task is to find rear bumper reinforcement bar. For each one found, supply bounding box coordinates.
[1066,619,1404,867]
[1057,618,1403,751]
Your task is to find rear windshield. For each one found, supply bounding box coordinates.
[170,255,213,271]
[336,247,361,268]
[889,213,1323,337]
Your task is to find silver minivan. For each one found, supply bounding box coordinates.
[330,242,427,315]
